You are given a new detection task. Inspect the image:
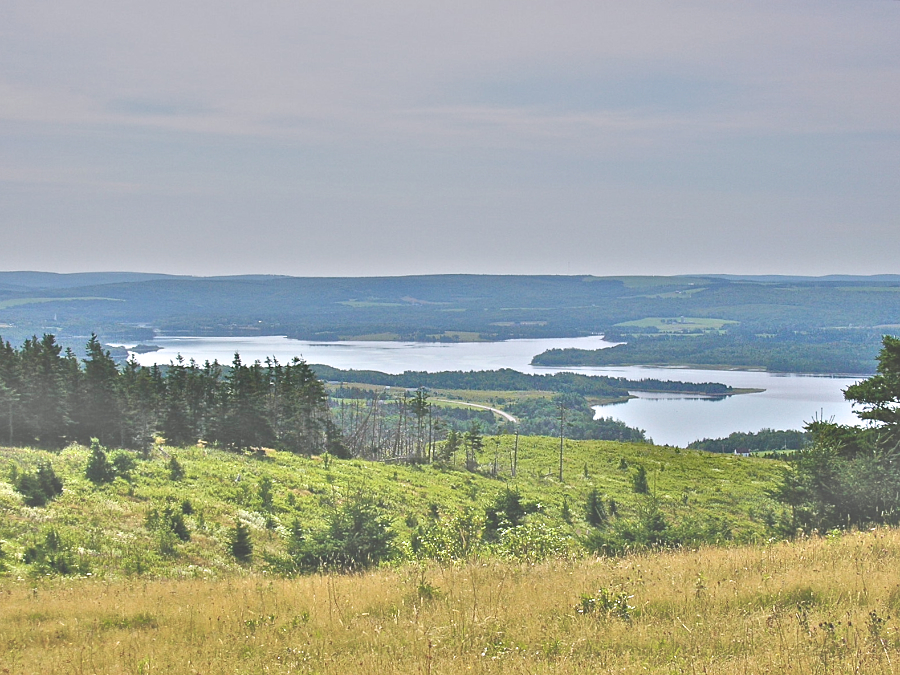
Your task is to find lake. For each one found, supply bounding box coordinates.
[125,335,863,447]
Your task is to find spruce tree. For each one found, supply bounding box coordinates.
[229,519,253,563]
[85,439,115,484]
[632,465,649,494]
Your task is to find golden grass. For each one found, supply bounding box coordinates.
[4,529,900,674]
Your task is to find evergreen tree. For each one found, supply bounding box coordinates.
[0,338,20,445]
[36,461,64,499]
[76,335,120,446]
[228,519,253,563]
[18,335,73,447]
[119,357,161,450]
[632,465,649,494]
[167,455,185,481]
[585,488,607,527]
[464,422,483,471]
[85,438,115,484]
[218,354,273,451]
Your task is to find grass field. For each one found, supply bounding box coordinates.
[614,317,738,334]
[0,438,781,579]
[3,528,900,673]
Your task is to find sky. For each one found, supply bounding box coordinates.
[1,1,898,278]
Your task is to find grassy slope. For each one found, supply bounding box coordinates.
[3,530,900,673]
[0,438,783,579]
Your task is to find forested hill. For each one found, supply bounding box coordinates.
[309,365,735,398]
[1,272,899,372]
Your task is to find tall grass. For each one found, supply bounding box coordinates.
[3,528,900,673]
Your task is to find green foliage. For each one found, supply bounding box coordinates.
[844,335,900,430]
[483,488,538,542]
[289,494,395,572]
[576,587,634,621]
[23,529,87,576]
[85,439,115,484]
[258,475,274,512]
[167,455,185,481]
[774,337,900,531]
[110,451,137,480]
[689,428,810,454]
[14,461,63,507]
[585,488,607,527]
[494,522,571,562]
[437,429,461,464]
[229,519,253,563]
[534,330,885,374]
[410,509,483,562]
[146,503,191,543]
[464,423,483,471]
[631,465,649,494]
[0,432,784,577]
[583,499,673,555]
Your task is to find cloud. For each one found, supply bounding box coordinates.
[0,1,898,275]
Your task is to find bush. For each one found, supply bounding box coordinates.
[410,509,483,562]
[23,529,87,576]
[111,452,137,480]
[494,522,571,562]
[289,494,394,572]
[167,456,185,481]
[15,461,63,507]
[483,489,538,542]
[146,503,191,543]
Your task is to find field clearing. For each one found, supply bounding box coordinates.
[0,296,124,310]
[614,317,738,333]
[3,529,900,673]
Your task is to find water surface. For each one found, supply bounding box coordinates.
[126,335,863,446]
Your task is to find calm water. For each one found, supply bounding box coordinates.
[125,335,863,446]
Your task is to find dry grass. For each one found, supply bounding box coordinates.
[4,529,900,674]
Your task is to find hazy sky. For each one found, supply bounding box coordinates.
[1,1,898,277]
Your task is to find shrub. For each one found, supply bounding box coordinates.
[23,529,87,576]
[576,587,634,621]
[146,503,191,543]
[289,493,394,572]
[494,522,571,562]
[410,509,483,562]
[15,461,63,506]
[483,488,538,542]
[167,455,185,481]
[111,452,137,480]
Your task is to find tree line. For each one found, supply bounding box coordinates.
[0,334,340,454]
[311,364,734,397]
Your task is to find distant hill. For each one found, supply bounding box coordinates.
[0,272,897,372]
